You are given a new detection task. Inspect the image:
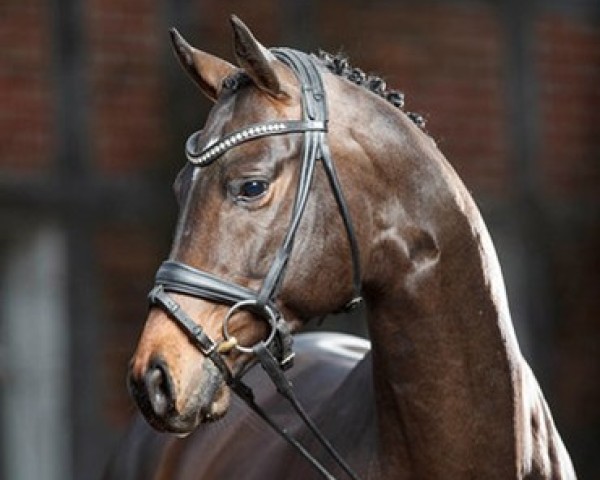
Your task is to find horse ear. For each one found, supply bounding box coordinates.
[230,15,284,98]
[169,28,235,102]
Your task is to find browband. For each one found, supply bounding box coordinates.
[186,120,326,166]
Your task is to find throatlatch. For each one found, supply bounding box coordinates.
[148,48,363,480]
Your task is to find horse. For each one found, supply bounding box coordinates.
[106,15,576,479]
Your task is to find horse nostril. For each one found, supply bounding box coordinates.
[144,359,174,418]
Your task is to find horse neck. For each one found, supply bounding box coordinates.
[358,117,525,478]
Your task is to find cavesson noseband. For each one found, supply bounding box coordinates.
[148,48,363,480]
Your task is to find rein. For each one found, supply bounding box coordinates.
[148,48,363,480]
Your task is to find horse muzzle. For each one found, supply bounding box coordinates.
[127,352,230,433]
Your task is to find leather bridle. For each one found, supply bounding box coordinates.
[148,48,363,480]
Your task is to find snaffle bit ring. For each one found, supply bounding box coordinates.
[222,300,278,354]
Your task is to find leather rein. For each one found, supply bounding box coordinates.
[148,48,363,480]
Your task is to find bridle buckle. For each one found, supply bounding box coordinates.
[343,296,364,312]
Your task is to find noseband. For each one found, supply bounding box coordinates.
[148,48,363,480]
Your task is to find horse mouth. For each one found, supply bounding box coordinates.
[170,362,232,433]
[194,380,230,423]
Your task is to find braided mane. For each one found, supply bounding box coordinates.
[223,49,426,130]
[317,50,426,130]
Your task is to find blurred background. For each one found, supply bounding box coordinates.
[0,0,598,478]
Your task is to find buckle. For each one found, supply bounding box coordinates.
[343,296,363,312]
[280,352,296,370]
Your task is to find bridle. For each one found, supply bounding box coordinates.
[148,48,363,480]
[149,46,363,480]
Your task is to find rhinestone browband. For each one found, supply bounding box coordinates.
[185,120,327,166]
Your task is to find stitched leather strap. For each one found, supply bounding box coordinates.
[156,261,265,307]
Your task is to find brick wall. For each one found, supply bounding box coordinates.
[536,13,600,200]
[0,0,55,172]
[85,0,166,174]
[535,12,599,474]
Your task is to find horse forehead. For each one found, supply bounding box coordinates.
[215,87,289,126]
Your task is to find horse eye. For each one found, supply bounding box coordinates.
[235,179,269,200]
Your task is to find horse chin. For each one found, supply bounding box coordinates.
[173,366,232,431]
[153,381,231,436]
[196,381,231,423]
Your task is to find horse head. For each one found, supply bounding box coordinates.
[127,16,376,435]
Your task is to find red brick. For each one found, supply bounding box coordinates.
[536,13,600,200]
[0,0,55,172]
[85,0,166,174]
